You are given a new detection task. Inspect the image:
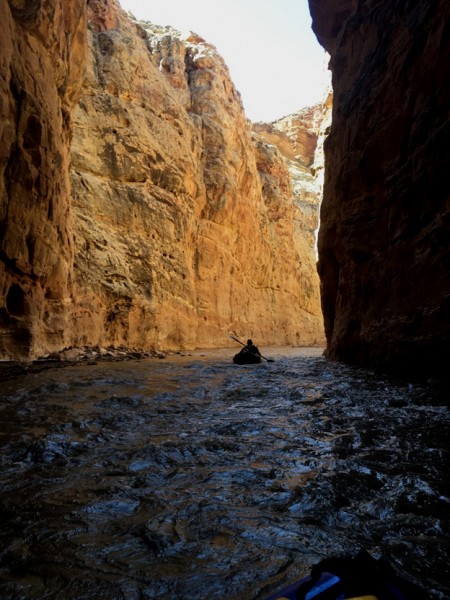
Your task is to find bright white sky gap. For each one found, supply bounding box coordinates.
[118,0,329,123]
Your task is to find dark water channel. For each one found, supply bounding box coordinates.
[0,348,449,600]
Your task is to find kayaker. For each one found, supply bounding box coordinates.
[238,339,261,358]
[232,338,264,365]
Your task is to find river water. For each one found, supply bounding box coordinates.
[0,347,449,600]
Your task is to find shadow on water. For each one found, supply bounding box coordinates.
[0,347,449,599]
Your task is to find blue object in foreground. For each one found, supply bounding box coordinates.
[265,573,341,600]
[264,549,430,600]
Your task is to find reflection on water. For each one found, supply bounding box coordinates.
[0,347,449,599]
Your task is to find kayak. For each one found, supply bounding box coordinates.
[264,550,430,600]
[233,352,261,365]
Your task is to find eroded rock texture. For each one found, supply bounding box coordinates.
[253,100,332,265]
[0,0,326,359]
[311,0,450,375]
[0,0,87,358]
[69,2,326,352]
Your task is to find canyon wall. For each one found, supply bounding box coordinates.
[310,0,450,375]
[0,0,87,359]
[0,0,327,359]
[68,1,326,353]
[253,99,332,269]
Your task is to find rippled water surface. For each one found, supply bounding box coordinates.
[0,347,449,599]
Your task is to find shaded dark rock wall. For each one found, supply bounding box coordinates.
[310,0,450,375]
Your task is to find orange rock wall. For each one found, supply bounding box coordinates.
[69,3,326,352]
[0,0,87,358]
[0,0,326,359]
[310,0,450,374]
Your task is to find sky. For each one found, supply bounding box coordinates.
[118,0,329,123]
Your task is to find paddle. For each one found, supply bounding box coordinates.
[229,335,274,362]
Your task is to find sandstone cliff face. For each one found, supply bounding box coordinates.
[69,1,326,352]
[254,104,325,168]
[0,0,87,359]
[310,0,450,374]
[253,100,332,258]
[0,0,326,359]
